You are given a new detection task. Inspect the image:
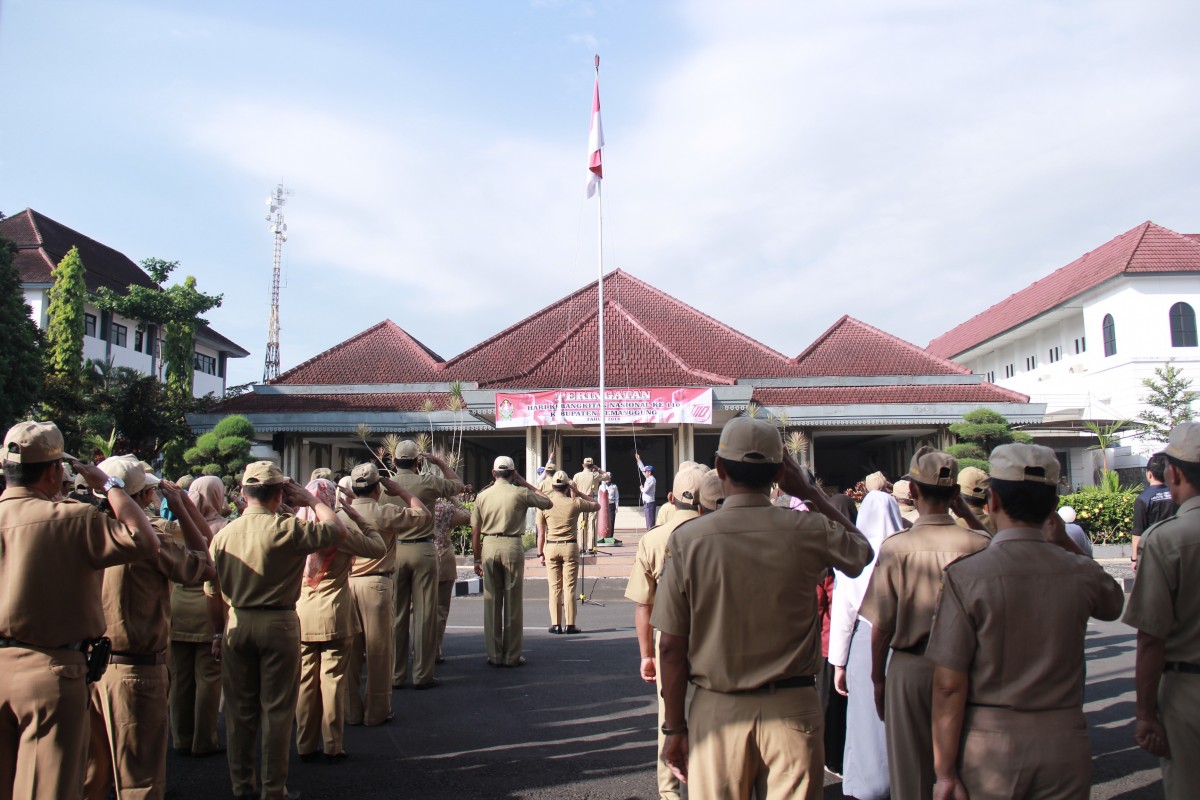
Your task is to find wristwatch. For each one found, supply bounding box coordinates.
[102,475,125,493]
[661,722,688,736]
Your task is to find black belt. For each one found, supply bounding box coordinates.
[893,637,928,656]
[484,533,521,537]
[234,604,295,612]
[397,537,434,544]
[111,651,166,666]
[726,676,816,694]
[1165,661,1200,675]
[356,571,392,579]
[0,637,86,652]
[545,540,577,546]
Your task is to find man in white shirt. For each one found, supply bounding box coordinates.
[636,454,656,531]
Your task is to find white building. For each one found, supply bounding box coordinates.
[928,221,1200,487]
[1,208,248,397]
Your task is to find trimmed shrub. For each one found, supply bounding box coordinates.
[1058,490,1138,544]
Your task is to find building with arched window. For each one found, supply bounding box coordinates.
[930,221,1200,486]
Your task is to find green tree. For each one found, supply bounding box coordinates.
[183,415,255,485]
[947,408,1033,472]
[45,246,86,378]
[1138,362,1196,444]
[0,238,43,429]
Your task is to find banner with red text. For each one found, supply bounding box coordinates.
[494,388,713,428]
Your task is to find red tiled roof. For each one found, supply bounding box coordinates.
[270,320,444,385]
[753,383,1030,406]
[928,222,1200,359]
[218,392,447,414]
[794,316,970,376]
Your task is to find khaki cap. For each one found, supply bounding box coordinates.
[1165,422,1200,463]
[177,475,195,490]
[864,471,888,492]
[673,468,703,503]
[957,466,990,500]
[2,421,76,464]
[552,470,570,487]
[892,479,913,503]
[545,461,557,471]
[494,455,515,471]
[351,463,381,489]
[717,417,783,464]
[310,467,333,482]
[583,457,595,466]
[243,460,287,486]
[395,440,420,459]
[989,444,1059,485]
[909,446,958,487]
[338,475,355,493]
[98,454,160,497]
[699,471,725,510]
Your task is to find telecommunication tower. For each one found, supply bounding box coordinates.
[263,183,290,382]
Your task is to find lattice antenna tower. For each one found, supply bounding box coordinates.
[263,183,291,382]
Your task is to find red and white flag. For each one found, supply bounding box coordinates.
[586,65,604,199]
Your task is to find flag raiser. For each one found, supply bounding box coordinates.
[586,56,604,198]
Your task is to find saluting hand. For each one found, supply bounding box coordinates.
[283,480,317,508]
[72,460,114,493]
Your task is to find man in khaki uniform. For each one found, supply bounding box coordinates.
[859,447,991,800]
[472,456,552,666]
[955,466,995,535]
[625,466,709,800]
[573,456,601,552]
[654,418,872,798]
[892,479,919,525]
[536,471,600,634]
[387,443,465,689]
[929,444,1123,799]
[345,463,429,725]
[84,459,215,800]
[210,462,349,800]
[0,422,160,800]
[1124,422,1200,798]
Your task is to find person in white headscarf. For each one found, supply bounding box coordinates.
[829,489,905,799]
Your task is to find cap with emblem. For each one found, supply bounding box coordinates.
[97,454,160,497]
[1164,422,1200,464]
[716,417,783,464]
[243,460,288,486]
[673,468,703,504]
[552,470,570,487]
[2,421,76,464]
[908,446,958,487]
[864,471,889,492]
[957,466,990,500]
[310,467,333,482]
[583,457,594,466]
[395,440,420,460]
[892,479,913,503]
[699,471,725,510]
[989,444,1059,484]
[351,463,381,489]
[494,455,515,471]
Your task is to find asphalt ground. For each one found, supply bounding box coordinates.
[164,579,1164,799]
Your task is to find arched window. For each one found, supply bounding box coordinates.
[1103,314,1117,357]
[1170,302,1198,347]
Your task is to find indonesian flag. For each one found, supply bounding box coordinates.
[586,69,604,198]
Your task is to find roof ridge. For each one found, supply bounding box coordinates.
[467,310,600,385]
[795,315,970,376]
[380,319,444,364]
[26,209,164,290]
[272,319,395,384]
[606,298,734,384]
[1118,221,1154,272]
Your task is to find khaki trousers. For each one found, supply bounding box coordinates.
[653,632,694,800]
[296,637,351,757]
[391,541,440,687]
[688,684,823,799]
[1160,672,1200,799]
[347,575,394,726]
[0,645,89,800]
[168,640,222,754]
[84,661,169,800]
[482,535,525,665]
[436,549,457,659]
[958,706,1090,799]
[545,541,579,627]
[884,649,935,800]
[578,509,598,551]
[221,609,301,799]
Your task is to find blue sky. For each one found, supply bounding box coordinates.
[3,0,1199,388]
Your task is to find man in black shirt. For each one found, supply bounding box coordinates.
[1132,452,1178,571]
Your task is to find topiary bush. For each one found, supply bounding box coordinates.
[1058,490,1138,544]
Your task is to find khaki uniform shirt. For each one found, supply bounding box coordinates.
[859,513,990,649]
[348,498,429,577]
[657,504,675,526]
[102,517,211,654]
[0,488,143,646]
[537,475,556,495]
[573,469,600,497]
[1124,494,1200,664]
[298,517,387,641]
[472,479,552,535]
[386,471,466,541]
[927,527,1124,710]
[900,505,920,525]
[210,506,342,609]
[651,493,873,691]
[955,506,995,535]
[540,493,597,543]
[172,516,227,642]
[624,508,699,606]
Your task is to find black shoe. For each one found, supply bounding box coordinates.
[486,658,502,667]
[299,751,321,764]
[435,655,446,664]
[507,657,527,668]
[414,678,441,690]
[324,752,348,764]
[548,625,562,634]
[565,625,582,635]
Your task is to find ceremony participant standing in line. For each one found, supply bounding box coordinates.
[625,466,706,800]
[171,475,230,759]
[1131,452,1177,571]
[599,471,619,539]
[538,454,558,494]
[929,444,1123,799]
[537,471,600,635]
[892,479,919,526]
[295,480,386,763]
[0,422,159,800]
[573,456,601,553]
[433,495,471,662]
[389,442,465,689]
[472,456,551,667]
[654,418,872,798]
[859,447,990,800]
[210,462,349,800]
[636,454,657,531]
[344,464,429,725]
[85,461,214,800]
[955,466,995,535]
[1124,424,1200,798]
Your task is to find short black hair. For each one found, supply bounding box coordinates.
[717,457,779,490]
[1166,455,1200,491]
[494,468,514,480]
[3,459,58,487]
[962,493,987,508]
[244,483,284,503]
[673,499,698,510]
[395,458,416,470]
[353,481,380,497]
[1147,453,1168,483]
[911,481,959,504]
[989,478,1057,525]
[553,484,569,493]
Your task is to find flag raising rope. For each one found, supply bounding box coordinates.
[586,55,604,199]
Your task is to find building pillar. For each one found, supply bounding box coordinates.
[676,424,695,466]
[525,426,539,481]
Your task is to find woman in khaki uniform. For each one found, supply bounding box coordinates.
[433,496,471,662]
[295,479,386,762]
[536,471,600,634]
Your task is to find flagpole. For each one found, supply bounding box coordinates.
[595,54,607,475]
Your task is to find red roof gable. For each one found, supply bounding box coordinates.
[794,315,970,376]
[271,320,444,385]
[753,384,1029,406]
[218,392,446,414]
[928,222,1200,359]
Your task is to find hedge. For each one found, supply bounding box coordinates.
[1058,490,1138,545]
